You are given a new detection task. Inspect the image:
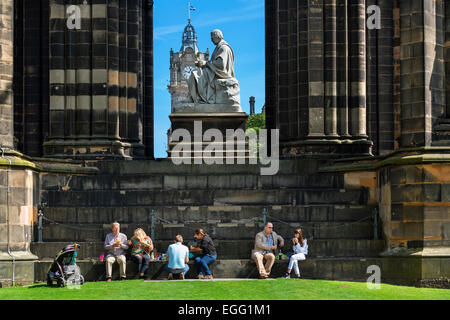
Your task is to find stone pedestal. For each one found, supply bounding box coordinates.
[0,151,39,286]
[168,103,248,161]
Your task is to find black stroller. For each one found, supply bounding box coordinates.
[47,243,85,288]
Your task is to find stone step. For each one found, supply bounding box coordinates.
[39,220,376,242]
[34,258,384,283]
[31,240,386,260]
[90,159,329,176]
[44,188,367,207]
[42,205,375,225]
[42,172,345,191]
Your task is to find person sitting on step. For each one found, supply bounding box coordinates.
[165,235,190,280]
[190,229,217,279]
[104,221,129,282]
[283,228,308,279]
[128,228,154,279]
[252,222,284,279]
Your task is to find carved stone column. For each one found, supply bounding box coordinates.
[266,0,372,157]
[349,0,368,139]
[324,0,338,137]
[398,0,446,147]
[307,0,325,139]
[336,0,350,139]
[0,0,14,149]
[45,0,148,159]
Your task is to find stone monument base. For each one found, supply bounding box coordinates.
[168,106,249,161]
[173,102,243,113]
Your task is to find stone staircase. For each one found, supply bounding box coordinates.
[33,159,385,282]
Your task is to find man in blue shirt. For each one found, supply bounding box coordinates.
[251,222,284,279]
[165,235,190,280]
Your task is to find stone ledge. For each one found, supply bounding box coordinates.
[0,251,38,261]
[172,103,243,113]
[320,147,450,173]
[0,149,99,174]
[380,247,450,257]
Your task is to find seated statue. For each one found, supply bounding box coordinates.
[186,29,241,110]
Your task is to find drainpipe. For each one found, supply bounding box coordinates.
[1,147,15,286]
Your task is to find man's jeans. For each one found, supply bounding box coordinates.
[165,264,189,276]
[131,254,151,274]
[195,254,217,276]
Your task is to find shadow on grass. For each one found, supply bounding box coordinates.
[26,284,50,289]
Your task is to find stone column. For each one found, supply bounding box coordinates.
[0,0,38,286]
[266,0,372,156]
[399,0,446,147]
[65,3,77,139]
[307,0,325,138]
[324,0,338,137]
[0,0,14,149]
[143,0,154,159]
[336,0,350,138]
[119,0,128,141]
[264,0,278,154]
[446,0,450,118]
[349,0,368,139]
[107,0,120,140]
[126,0,142,147]
[378,1,450,287]
[91,0,111,139]
[13,1,50,157]
[45,0,147,159]
[377,0,395,154]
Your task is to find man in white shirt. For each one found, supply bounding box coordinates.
[104,222,128,281]
[165,235,190,280]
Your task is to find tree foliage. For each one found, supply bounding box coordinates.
[246,113,266,133]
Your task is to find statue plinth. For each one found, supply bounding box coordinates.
[168,30,249,160]
[173,102,243,114]
[168,103,248,159]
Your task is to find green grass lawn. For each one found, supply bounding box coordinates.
[0,279,449,300]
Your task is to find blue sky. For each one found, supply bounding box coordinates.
[153,0,265,158]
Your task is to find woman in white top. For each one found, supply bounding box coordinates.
[283,228,308,278]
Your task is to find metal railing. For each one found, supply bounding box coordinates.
[37,205,380,242]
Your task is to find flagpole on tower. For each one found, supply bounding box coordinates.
[188,1,196,23]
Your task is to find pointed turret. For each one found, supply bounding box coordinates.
[180,20,199,54]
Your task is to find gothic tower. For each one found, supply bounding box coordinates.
[168,20,209,113]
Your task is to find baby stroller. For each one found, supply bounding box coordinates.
[47,243,85,288]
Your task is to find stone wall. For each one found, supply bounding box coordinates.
[0,0,14,149]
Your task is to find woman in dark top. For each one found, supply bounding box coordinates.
[190,229,217,279]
